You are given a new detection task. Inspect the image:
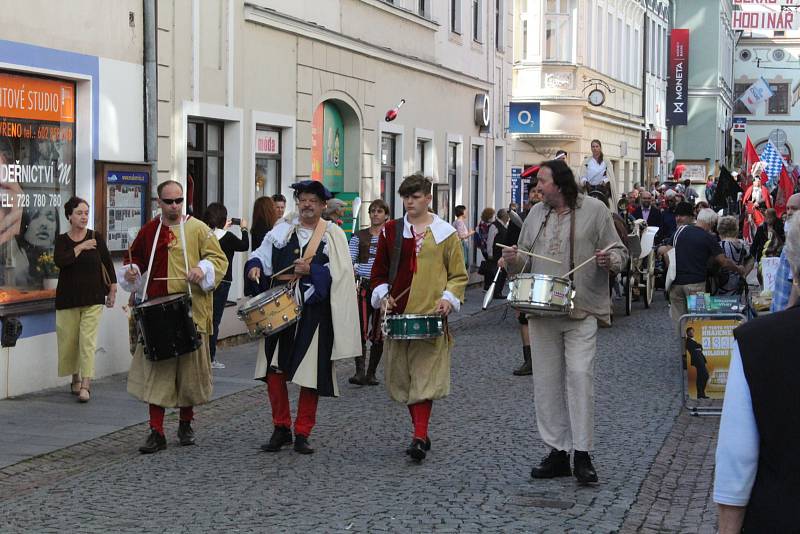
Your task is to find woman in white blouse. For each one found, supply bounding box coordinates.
[580,140,616,199]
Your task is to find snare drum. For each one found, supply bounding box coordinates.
[508,273,574,315]
[133,293,202,361]
[383,314,444,340]
[237,285,301,336]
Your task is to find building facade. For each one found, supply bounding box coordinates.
[732,31,800,173]
[643,0,670,185]
[0,0,512,398]
[669,0,735,183]
[511,0,646,198]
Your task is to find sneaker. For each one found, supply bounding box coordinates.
[211,360,226,369]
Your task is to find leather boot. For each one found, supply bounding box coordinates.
[573,450,599,484]
[261,426,293,452]
[139,428,167,454]
[530,449,571,479]
[177,420,196,446]
[293,434,315,454]
[513,346,532,376]
[348,356,366,385]
[364,343,383,386]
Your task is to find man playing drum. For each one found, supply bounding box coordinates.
[348,198,390,385]
[246,180,360,454]
[370,174,468,462]
[119,180,228,454]
[502,160,627,484]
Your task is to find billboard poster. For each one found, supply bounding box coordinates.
[310,102,345,193]
[106,171,149,252]
[311,103,324,182]
[667,29,690,126]
[336,191,358,239]
[683,318,741,400]
[0,72,76,303]
[511,167,522,207]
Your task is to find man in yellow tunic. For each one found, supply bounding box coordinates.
[119,180,228,454]
[370,174,468,462]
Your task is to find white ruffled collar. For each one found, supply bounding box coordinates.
[402,214,456,244]
[264,216,332,249]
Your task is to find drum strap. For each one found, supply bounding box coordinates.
[569,209,576,283]
[178,216,193,298]
[274,219,327,282]
[141,220,163,301]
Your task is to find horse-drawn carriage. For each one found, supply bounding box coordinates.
[619,221,659,316]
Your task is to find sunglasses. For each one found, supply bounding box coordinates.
[160,197,184,205]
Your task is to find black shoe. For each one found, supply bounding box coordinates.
[406,439,427,461]
[513,357,532,376]
[405,437,432,454]
[293,434,315,454]
[531,449,571,479]
[139,428,167,454]
[349,356,366,385]
[573,451,599,485]
[260,426,293,452]
[177,420,196,446]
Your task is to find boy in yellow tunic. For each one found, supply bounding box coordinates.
[370,174,468,462]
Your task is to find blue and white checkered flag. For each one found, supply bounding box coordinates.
[759,141,785,190]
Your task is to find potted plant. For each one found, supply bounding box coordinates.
[36,251,59,290]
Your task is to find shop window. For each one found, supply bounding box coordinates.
[187,118,224,220]
[768,83,790,115]
[0,73,76,305]
[448,142,459,222]
[255,127,281,199]
[381,133,397,215]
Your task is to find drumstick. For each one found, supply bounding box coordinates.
[561,243,618,278]
[382,286,411,314]
[498,244,562,264]
[152,277,186,281]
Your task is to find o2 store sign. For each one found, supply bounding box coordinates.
[508,102,541,134]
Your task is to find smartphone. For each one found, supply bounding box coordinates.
[230,218,241,226]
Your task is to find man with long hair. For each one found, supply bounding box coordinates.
[502,160,628,485]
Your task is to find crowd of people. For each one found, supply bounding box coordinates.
[44,142,799,528]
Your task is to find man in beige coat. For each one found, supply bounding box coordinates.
[503,159,627,485]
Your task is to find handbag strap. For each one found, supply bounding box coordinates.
[388,217,404,286]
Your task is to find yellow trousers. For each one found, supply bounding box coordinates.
[56,305,104,378]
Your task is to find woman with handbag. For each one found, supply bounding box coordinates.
[54,196,117,402]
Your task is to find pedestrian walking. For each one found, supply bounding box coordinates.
[486,208,510,298]
[250,196,279,251]
[348,198,389,385]
[54,196,117,403]
[120,180,228,454]
[370,174,468,462]
[714,213,800,533]
[204,202,250,369]
[503,159,628,485]
[477,207,494,285]
[452,205,475,271]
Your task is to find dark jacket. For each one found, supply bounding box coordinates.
[632,205,663,229]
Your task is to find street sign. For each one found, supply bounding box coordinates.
[511,167,522,206]
[733,117,747,133]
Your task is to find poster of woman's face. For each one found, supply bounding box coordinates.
[22,206,59,249]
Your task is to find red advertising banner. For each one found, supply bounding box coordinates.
[310,103,323,181]
[667,29,689,126]
[645,132,661,158]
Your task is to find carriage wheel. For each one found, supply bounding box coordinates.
[645,250,655,308]
[624,261,633,316]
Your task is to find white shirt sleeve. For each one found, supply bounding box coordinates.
[196,259,216,292]
[713,342,760,507]
[371,283,389,309]
[116,264,142,293]
[248,237,274,276]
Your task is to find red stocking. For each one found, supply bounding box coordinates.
[266,372,292,428]
[148,404,165,435]
[295,387,319,437]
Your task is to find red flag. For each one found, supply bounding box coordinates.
[775,166,794,218]
[744,136,761,190]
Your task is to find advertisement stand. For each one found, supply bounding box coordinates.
[93,163,151,256]
[679,312,745,417]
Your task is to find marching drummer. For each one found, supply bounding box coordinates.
[245,180,361,455]
[370,174,468,462]
[119,180,228,455]
[348,198,390,386]
[501,159,627,485]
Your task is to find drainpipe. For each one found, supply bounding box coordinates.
[144,0,158,191]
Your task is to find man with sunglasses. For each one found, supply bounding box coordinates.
[119,180,228,454]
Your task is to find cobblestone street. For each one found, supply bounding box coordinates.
[0,298,721,533]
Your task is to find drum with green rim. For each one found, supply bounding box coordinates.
[383,314,444,340]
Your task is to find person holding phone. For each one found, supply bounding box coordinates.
[204,202,249,369]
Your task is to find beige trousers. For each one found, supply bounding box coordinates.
[528,315,598,452]
[668,282,706,332]
[384,335,452,405]
[56,305,104,378]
